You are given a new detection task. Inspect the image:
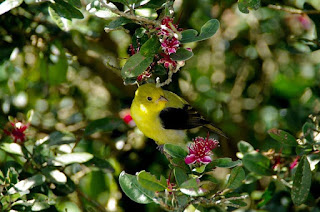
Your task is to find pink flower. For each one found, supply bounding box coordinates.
[158,53,177,69]
[128,44,139,56]
[157,17,181,37]
[119,109,136,127]
[185,136,219,165]
[161,37,180,55]
[290,156,300,170]
[4,121,29,144]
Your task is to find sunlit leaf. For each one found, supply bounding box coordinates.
[291,156,312,205]
[8,174,46,195]
[137,171,166,191]
[119,171,154,204]
[0,143,23,156]
[0,0,23,15]
[53,152,94,166]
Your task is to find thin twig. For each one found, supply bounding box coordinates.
[268,4,320,14]
[100,0,160,26]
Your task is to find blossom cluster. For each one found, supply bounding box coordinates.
[4,121,29,144]
[157,17,182,69]
[185,136,219,165]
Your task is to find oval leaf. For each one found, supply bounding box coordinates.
[238,140,254,154]
[268,128,297,146]
[226,167,245,189]
[121,53,154,79]
[53,153,94,166]
[0,0,23,16]
[291,156,312,205]
[137,171,166,191]
[174,167,188,186]
[242,151,271,176]
[180,19,220,43]
[140,36,161,57]
[238,0,261,14]
[119,171,154,204]
[8,174,46,194]
[170,48,194,61]
[164,144,188,158]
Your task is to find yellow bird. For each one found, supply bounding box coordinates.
[130,83,227,145]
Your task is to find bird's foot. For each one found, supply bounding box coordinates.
[156,144,164,153]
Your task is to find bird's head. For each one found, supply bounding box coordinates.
[133,83,168,114]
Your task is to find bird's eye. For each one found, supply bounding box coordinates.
[147,97,152,101]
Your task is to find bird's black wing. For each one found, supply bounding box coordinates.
[159,104,209,130]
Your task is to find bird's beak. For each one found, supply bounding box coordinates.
[157,95,168,103]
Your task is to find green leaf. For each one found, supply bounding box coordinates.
[53,176,76,195]
[171,158,190,171]
[257,181,276,208]
[242,151,271,176]
[32,201,50,211]
[291,156,312,205]
[50,0,83,20]
[238,0,261,14]
[180,19,220,43]
[296,144,313,156]
[84,117,124,136]
[137,171,166,191]
[53,152,94,166]
[8,174,46,195]
[139,36,161,57]
[121,53,154,79]
[84,156,115,173]
[164,144,188,158]
[46,131,76,146]
[0,0,23,16]
[201,174,218,184]
[48,6,70,31]
[154,64,167,75]
[192,164,206,173]
[0,143,23,156]
[69,0,81,8]
[174,167,188,186]
[268,128,297,146]
[26,109,34,123]
[170,48,194,61]
[302,122,315,143]
[105,17,132,30]
[180,178,206,196]
[180,178,198,189]
[238,140,254,154]
[206,158,242,171]
[226,167,245,189]
[119,171,154,204]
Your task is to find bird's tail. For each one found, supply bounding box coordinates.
[204,124,228,139]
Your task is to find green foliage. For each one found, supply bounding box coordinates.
[291,156,312,205]
[1,0,320,211]
[180,19,220,43]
